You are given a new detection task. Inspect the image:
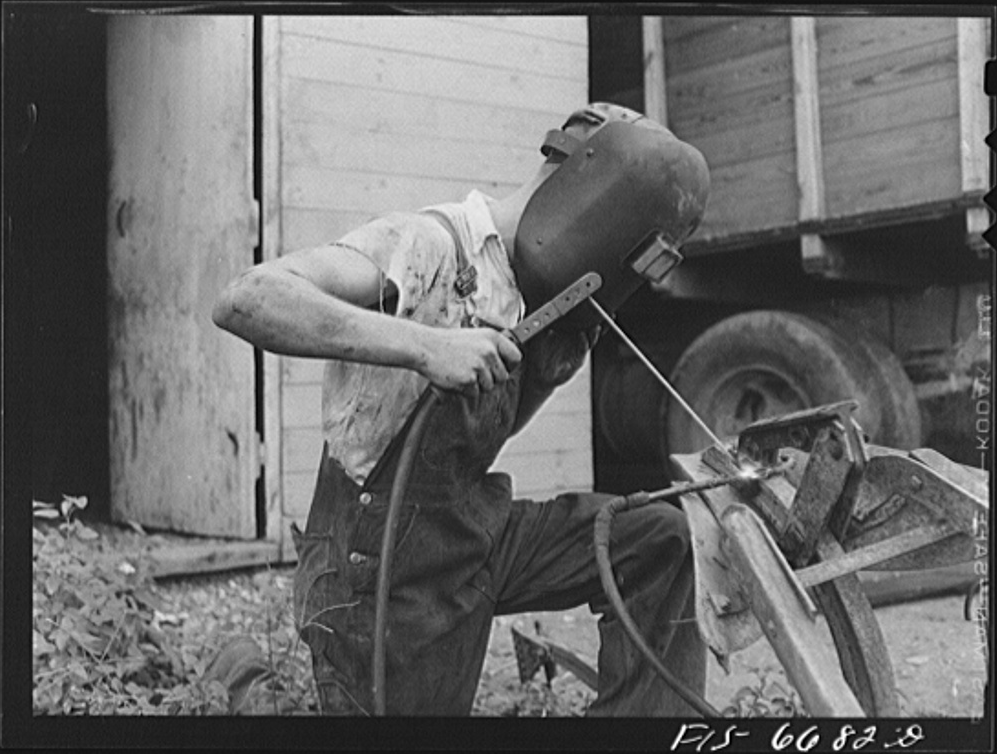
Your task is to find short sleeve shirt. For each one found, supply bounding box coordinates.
[321,190,524,485]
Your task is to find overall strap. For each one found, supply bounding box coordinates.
[421,208,478,299]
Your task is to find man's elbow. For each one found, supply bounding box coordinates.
[211,270,258,333]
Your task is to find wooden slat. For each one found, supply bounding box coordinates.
[281,355,326,385]
[282,383,323,429]
[284,426,325,474]
[262,16,286,548]
[678,99,795,168]
[282,77,566,151]
[821,75,958,145]
[283,470,317,521]
[495,448,593,500]
[149,541,282,579]
[283,163,497,214]
[957,17,990,249]
[281,207,377,252]
[661,15,735,46]
[446,14,588,44]
[283,119,538,184]
[695,155,799,238]
[665,45,793,119]
[502,410,591,455]
[280,16,587,77]
[823,119,961,217]
[107,16,258,539]
[281,34,582,114]
[817,16,955,72]
[792,16,825,224]
[818,35,958,109]
[642,16,668,127]
[663,16,788,74]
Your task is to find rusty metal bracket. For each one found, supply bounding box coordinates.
[732,401,869,566]
[736,400,864,467]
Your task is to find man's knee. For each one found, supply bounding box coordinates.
[636,503,692,559]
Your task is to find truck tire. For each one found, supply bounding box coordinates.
[665,310,922,455]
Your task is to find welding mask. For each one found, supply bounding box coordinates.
[514,103,710,330]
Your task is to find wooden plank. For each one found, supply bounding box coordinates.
[695,154,799,237]
[282,383,323,429]
[792,16,825,224]
[821,76,958,147]
[677,100,795,168]
[495,448,593,499]
[284,426,325,474]
[149,541,282,579]
[818,35,958,109]
[446,14,587,44]
[667,75,793,146]
[283,163,497,215]
[817,16,955,73]
[642,16,668,127]
[665,46,793,118]
[282,355,326,386]
[663,15,789,75]
[282,77,567,151]
[281,34,583,114]
[262,15,286,549]
[661,15,736,46]
[282,207,378,252]
[957,18,991,250]
[280,16,587,76]
[500,412,591,455]
[283,119,538,184]
[823,120,961,217]
[283,470,317,521]
[107,16,258,538]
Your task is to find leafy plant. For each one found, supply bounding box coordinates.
[722,666,807,718]
[33,496,317,715]
[33,497,227,714]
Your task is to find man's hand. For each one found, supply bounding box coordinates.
[418,327,522,395]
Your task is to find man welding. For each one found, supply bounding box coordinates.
[212,103,711,716]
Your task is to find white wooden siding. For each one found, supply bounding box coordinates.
[265,15,590,555]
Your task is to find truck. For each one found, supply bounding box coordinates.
[587,13,993,496]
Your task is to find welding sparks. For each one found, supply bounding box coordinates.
[736,463,761,480]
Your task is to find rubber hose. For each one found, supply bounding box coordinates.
[593,493,721,717]
[372,387,440,716]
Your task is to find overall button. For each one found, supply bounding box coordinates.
[348,552,368,565]
[358,492,372,506]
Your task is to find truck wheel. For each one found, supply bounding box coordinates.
[665,310,922,455]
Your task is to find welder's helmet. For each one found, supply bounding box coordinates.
[513,102,710,330]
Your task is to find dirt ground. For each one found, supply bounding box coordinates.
[475,594,988,717]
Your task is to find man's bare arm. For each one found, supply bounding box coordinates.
[212,244,521,393]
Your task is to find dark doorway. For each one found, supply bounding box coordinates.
[6,5,111,518]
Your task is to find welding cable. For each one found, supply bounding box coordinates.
[592,466,792,718]
[372,386,441,716]
[593,491,722,718]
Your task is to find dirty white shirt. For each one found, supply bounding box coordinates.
[321,190,525,485]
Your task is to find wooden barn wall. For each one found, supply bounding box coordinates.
[661,16,968,244]
[264,16,590,550]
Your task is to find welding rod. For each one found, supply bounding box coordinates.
[588,297,732,458]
